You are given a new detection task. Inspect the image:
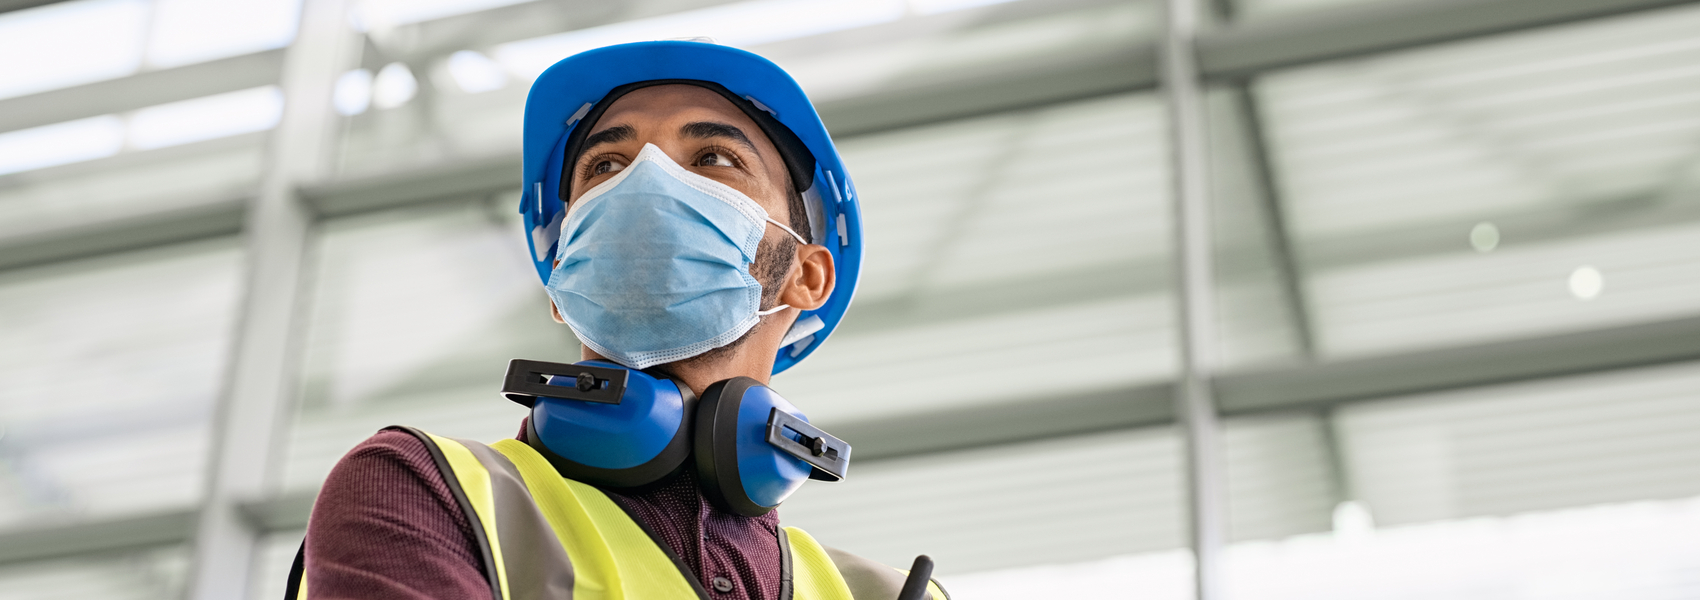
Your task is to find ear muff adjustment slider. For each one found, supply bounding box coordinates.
[766,409,849,482]
[502,359,628,406]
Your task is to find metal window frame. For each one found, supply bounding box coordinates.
[4,0,1693,272]
[4,310,1699,565]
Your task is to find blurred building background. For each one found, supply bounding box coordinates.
[2,0,1700,598]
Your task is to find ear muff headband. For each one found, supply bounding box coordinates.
[505,360,847,513]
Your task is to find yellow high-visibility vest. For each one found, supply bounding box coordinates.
[288,426,948,600]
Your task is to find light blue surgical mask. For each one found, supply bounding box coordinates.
[546,143,806,369]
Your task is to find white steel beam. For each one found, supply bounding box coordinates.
[0,200,245,272]
[1162,0,1229,597]
[185,0,358,598]
[0,50,285,134]
[1224,83,1317,358]
[0,509,195,564]
[1197,0,1700,77]
[0,0,66,14]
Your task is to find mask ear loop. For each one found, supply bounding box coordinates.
[755,219,807,317]
[765,217,806,244]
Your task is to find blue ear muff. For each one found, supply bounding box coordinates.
[505,359,696,489]
[694,377,851,517]
[501,359,850,507]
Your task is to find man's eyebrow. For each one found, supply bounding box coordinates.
[579,124,635,156]
[681,121,759,154]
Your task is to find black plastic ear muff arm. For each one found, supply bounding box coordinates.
[896,555,935,600]
[502,358,627,407]
[766,409,851,482]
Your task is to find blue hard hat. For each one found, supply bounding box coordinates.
[518,41,863,375]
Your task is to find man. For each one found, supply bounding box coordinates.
[290,41,947,600]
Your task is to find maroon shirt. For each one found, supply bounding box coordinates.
[303,425,784,600]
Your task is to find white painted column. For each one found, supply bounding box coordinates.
[1160,0,1229,597]
[188,0,356,598]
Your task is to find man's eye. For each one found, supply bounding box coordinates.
[592,159,627,176]
[696,152,734,167]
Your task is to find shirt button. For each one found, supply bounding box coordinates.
[711,576,734,593]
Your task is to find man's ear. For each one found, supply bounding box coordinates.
[548,258,565,324]
[550,299,566,323]
[779,244,835,311]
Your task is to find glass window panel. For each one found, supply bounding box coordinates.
[1312,221,1700,355]
[945,551,1191,599]
[344,0,1156,172]
[1204,86,1311,367]
[781,296,1175,423]
[1232,0,1398,20]
[1222,496,1700,600]
[351,0,533,31]
[0,545,189,600]
[775,93,1174,422]
[282,199,564,490]
[145,0,301,69]
[127,86,285,150]
[909,0,1021,14]
[490,0,911,79]
[1337,360,1700,526]
[1264,6,1700,236]
[249,531,305,600]
[0,88,277,179]
[921,96,1168,289]
[1257,6,1700,356]
[0,116,125,176]
[0,0,147,100]
[779,428,1184,575]
[0,240,240,525]
[948,493,1700,599]
[1223,413,1337,542]
[0,139,263,238]
[852,97,1165,273]
[831,92,1170,297]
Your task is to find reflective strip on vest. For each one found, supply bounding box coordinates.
[455,436,579,599]
[428,431,520,599]
[288,427,949,600]
[486,437,704,599]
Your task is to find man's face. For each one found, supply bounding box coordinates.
[566,84,794,225]
[554,86,837,383]
[551,83,838,376]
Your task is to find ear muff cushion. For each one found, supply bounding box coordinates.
[694,377,813,517]
[695,377,765,516]
[527,366,697,489]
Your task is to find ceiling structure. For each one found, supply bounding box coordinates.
[1,0,1699,597]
